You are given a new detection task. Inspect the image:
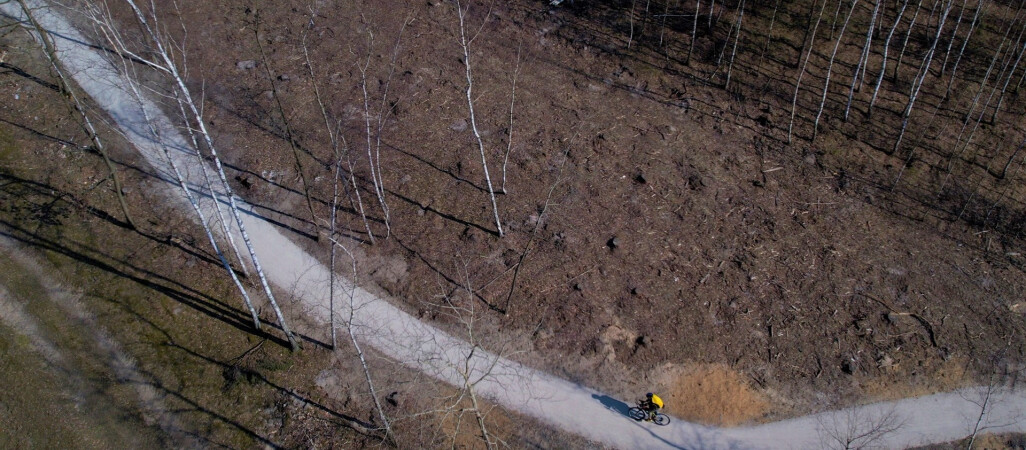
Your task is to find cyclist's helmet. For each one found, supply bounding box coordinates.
[646,393,653,399]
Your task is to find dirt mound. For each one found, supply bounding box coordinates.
[657,363,769,426]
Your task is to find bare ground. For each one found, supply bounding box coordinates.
[3,0,1026,446]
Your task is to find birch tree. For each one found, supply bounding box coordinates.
[939,0,969,76]
[813,0,860,141]
[90,0,300,350]
[724,0,745,90]
[892,0,924,81]
[251,13,319,235]
[869,0,909,117]
[846,0,882,121]
[67,1,269,332]
[455,0,504,237]
[893,0,955,154]
[686,0,700,64]
[790,0,829,143]
[302,37,376,245]
[944,1,984,99]
[15,0,137,231]
[328,238,396,444]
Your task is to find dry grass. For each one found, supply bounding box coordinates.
[861,356,972,402]
[656,363,770,426]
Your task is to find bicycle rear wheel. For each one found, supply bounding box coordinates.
[653,413,670,425]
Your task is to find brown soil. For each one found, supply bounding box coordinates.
[4,0,1026,446]
[657,363,770,426]
[118,0,1024,421]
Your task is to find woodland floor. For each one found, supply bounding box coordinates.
[3,0,1026,447]
[143,0,1026,424]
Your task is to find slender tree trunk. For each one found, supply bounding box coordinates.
[357,59,392,239]
[708,0,716,30]
[892,0,924,81]
[869,0,909,117]
[122,0,299,350]
[813,0,860,141]
[85,8,264,331]
[330,239,396,444]
[796,0,821,66]
[329,156,340,350]
[790,0,829,143]
[687,0,700,64]
[18,0,138,231]
[990,31,1026,123]
[846,0,883,121]
[758,0,781,66]
[725,0,745,90]
[456,0,504,237]
[946,29,1009,182]
[859,0,882,91]
[253,25,319,237]
[944,0,983,99]
[831,0,845,40]
[303,39,376,245]
[628,0,638,49]
[940,0,969,76]
[501,43,522,194]
[894,0,955,154]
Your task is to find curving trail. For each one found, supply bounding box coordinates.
[4,2,1024,448]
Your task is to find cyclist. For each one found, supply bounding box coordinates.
[639,392,664,421]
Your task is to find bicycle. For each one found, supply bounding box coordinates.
[628,403,671,425]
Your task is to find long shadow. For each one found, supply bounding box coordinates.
[0,12,158,72]
[384,139,490,193]
[108,282,383,442]
[0,116,84,149]
[591,393,630,416]
[386,185,499,237]
[167,340,383,439]
[589,393,691,449]
[129,366,286,448]
[394,234,505,314]
[0,61,61,91]
[0,218,296,345]
[206,93,332,169]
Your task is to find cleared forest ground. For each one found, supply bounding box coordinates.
[2,0,1026,447]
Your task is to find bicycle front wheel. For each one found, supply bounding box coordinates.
[628,407,647,421]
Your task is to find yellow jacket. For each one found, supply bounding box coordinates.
[650,394,664,409]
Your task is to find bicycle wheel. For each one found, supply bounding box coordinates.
[628,407,647,421]
[653,413,671,426]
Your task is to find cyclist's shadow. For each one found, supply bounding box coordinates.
[591,393,631,416]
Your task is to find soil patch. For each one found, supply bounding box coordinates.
[657,363,770,426]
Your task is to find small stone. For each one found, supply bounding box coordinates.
[635,335,650,348]
[450,118,468,132]
[607,236,619,249]
[841,360,855,375]
[236,60,257,70]
[277,74,290,81]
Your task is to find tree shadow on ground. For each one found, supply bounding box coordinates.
[0,171,339,351]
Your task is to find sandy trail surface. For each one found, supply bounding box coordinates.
[4,2,1024,448]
